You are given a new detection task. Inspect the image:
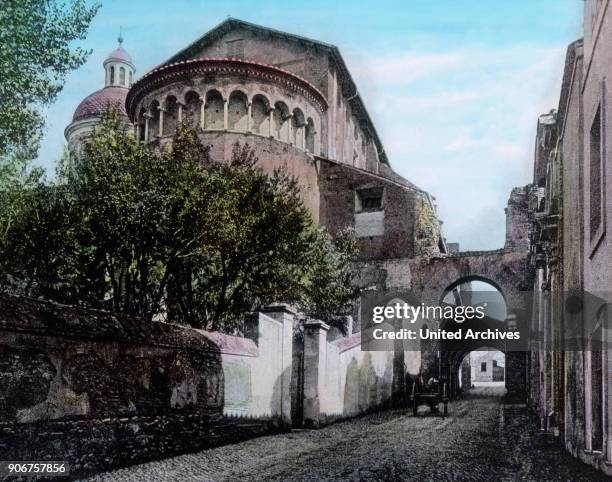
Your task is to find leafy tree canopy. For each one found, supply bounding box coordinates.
[0,110,358,332]
[0,0,99,180]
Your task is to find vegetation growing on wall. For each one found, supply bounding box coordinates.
[414,194,441,256]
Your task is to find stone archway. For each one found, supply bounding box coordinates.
[406,249,530,401]
[358,248,531,403]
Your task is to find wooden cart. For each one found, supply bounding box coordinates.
[411,378,449,417]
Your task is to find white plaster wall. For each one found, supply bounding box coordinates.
[221,313,286,419]
[355,211,385,237]
[319,334,394,418]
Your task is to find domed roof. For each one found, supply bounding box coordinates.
[105,46,133,65]
[72,85,128,122]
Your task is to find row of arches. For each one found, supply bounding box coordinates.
[136,90,317,153]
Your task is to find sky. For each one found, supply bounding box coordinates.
[36,0,583,250]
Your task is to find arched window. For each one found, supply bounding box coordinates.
[273,101,290,142]
[251,95,270,135]
[204,90,224,130]
[228,91,248,131]
[148,100,160,139]
[164,96,179,134]
[129,71,133,85]
[110,66,115,84]
[119,67,126,86]
[184,91,201,127]
[292,108,305,148]
[305,118,316,153]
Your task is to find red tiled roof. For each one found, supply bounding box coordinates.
[72,86,129,122]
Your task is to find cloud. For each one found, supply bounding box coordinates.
[352,51,466,84]
[444,136,484,152]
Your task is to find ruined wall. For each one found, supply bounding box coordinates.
[505,185,533,252]
[0,295,292,476]
[319,160,441,261]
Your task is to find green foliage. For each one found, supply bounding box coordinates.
[0,0,99,179]
[297,228,359,331]
[0,111,357,332]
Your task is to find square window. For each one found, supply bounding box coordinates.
[356,188,383,212]
[481,362,487,372]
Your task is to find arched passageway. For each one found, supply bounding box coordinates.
[437,278,516,399]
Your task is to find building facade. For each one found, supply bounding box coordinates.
[471,350,505,383]
[120,19,446,263]
[528,0,612,475]
[68,19,447,271]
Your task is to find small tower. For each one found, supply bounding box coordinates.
[65,31,136,149]
[103,29,136,88]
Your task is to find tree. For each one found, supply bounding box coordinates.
[0,111,357,332]
[0,0,99,180]
[296,228,359,331]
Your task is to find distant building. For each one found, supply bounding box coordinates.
[471,351,505,383]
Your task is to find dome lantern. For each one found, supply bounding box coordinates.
[103,28,135,88]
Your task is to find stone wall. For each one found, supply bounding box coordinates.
[0,294,293,477]
[319,159,441,261]
[504,185,533,252]
[157,130,321,221]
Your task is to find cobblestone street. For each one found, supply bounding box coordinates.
[86,387,608,482]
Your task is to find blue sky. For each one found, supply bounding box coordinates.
[37,0,582,250]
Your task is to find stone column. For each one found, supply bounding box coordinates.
[247,101,252,132]
[287,114,294,144]
[158,107,164,137]
[223,99,229,130]
[303,320,330,427]
[200,100,206,129]
[144,115,150,142]
[135,123,140,141]
[268,108,275,137]
[177,102,183,123]
[261,304,296,427]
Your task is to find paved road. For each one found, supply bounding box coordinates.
[87,387,608,481]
